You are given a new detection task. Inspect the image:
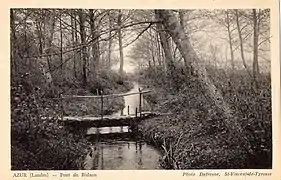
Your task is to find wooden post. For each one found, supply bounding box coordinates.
[135,107,138,117]
[127,106,130,115]
[101,145,104,169]
[139,88,142,117]
[101,91,103,120]
[96,127,100,145]
[120,108,123,116]
[60,93,63,121]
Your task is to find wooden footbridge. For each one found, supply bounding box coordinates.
[62,112,159,128]
[59,88,160,129]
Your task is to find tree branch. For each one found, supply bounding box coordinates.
[122,23,153,48]
[22,20,159,59]
[258,35,272,46]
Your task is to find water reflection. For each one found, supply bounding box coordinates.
[112,82,148,117]
[84,141,162,170]
[86,126,130,135]
[83,82,161,170]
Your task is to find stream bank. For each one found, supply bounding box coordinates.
[136,76,271,169]
[81,82,163,170]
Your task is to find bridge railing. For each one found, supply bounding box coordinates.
[59,89,152,120]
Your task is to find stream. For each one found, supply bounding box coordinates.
[83,82,163,170]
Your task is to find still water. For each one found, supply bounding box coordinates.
[83,82,162,170]
[84,140,162,170]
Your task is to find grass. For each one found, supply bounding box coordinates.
[137,65,272,169]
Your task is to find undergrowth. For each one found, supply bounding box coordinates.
[11,70,133,170]
[137,65,272,169]
[63,70,133,116]
[11,83,90,170]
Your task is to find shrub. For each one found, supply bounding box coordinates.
[11,81,90,170]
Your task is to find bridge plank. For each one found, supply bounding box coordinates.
[61,112,159,127]
[62,111,154,121]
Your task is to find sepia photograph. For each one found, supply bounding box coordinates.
[10,8,272,171]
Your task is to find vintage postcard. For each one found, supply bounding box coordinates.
[1,0,280,179]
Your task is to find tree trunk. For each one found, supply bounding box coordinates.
[155,15,174,77]
[10,9,18,75]
[107,11,113,68]
[35,18,44,55]
[117,10,124,80]
[149,28,156,68]
[39,9,56,88]
[78,9,88,86]
[59,10,63,79]
[156,33,163,67]
[70,10,77,79]
[89,9,100,82]
[23,10,32,71]
[24,11,28,58]
[148,59,152,69]
[252,9,260,89]
[179,10,185,31]
[226,10,235,70]
[235,10,251,76]
[155,10,252,152]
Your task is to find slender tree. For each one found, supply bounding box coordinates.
[10,9,18,75]
[225,10,235,70]
[252,9,260,89]
[89,9,100,81]
[39,9,56,89]
[235,9,251,76]
[155,14,174,77]
[117,10,124,80]
[59,9,63,78]
[70,10,77,78]
[155,32,163,67]
[78,9,88,86]
[107,10,113,68]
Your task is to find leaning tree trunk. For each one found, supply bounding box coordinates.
[155,10,253,153]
